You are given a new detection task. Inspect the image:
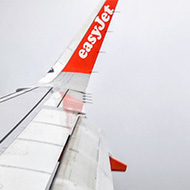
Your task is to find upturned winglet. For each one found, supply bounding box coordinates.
[62,0,119,74]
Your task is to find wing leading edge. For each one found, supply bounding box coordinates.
[0,0,126,189]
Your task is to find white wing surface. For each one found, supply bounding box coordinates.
[0,0,126,189]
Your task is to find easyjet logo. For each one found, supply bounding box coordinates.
[79,5,114,59]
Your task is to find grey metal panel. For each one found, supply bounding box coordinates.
[49,72,91,93]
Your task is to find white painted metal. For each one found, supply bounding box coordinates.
[33,109,68,127]
[96,134,114,190]
[0,107,73,190]
[51,117,114,190]
[44,91,63,107]
[0,86,83,190]
[18,122,70,146]
[0,139,62,173]
[0,167,50,190]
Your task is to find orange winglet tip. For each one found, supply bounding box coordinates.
[62,0,119,74]
[109,156,127,172]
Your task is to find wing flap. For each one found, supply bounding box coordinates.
[0,89,82,189]
[0,139,62,173]
[51,117,114,190]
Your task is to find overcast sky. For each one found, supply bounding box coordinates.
[1,0,190,189]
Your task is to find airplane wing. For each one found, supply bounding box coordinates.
[0,0,126,189]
